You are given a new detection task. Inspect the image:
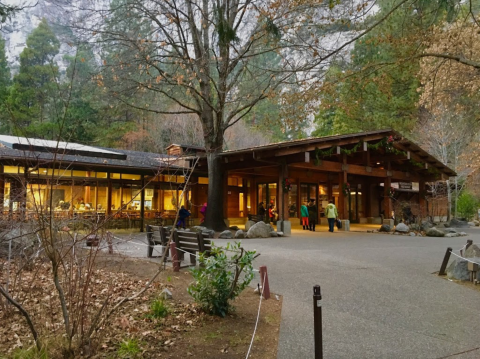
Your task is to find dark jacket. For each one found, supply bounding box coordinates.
[308,203,318,221]
[179,208,190,219]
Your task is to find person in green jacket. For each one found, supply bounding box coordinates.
[326,200,338,232]
[300,202,309,230]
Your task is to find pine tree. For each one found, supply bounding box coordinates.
[6,18,60,137]
[0,35,11,125]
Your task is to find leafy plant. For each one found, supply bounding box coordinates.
[117,338,141,358]
[148,298,169,319]
[456,191,479,220]
[188,242,258,317]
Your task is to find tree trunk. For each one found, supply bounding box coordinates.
[205,151,227,231]
[446,179,451,221]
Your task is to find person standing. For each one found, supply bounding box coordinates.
[308,199,318,231]
[326,200,338,233]
[200,202,207,224]
[268,204,275,224]
[258,202,266,221]
[300,201,309,230]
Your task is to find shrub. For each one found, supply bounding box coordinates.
[457,191,479,220]
[117,338,141,358]
[188,242,258,317]
[149,298,169,319]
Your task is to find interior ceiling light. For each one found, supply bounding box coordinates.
[376,162,380,165]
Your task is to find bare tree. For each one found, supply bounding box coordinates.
[72,0,409,230]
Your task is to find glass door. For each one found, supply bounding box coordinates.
[257,183,278,222]
[300,183,318,222]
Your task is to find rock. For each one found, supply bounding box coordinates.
[468,222,475,227]
[245,220,256,231]
[459,232,467,237]
[465,245,480,258]
[246,221,274,238]
[444,228,457,234]
[219,230,233,239]
[270,231,279,237]
[409,223,420,231]
[229,226,239,230]
[234,230,245,239]
[409,232,416,236]
[395,223,409,233]
[160,288,173,300]
[425,227,445,237]
[474,220,479,226]
[445,233,459,238]
[446,258,470,281]
[192,226,207,232]
[276,231,284,237]
[421,221,434,231]
[379,224,391,232]
[449,218,469,228]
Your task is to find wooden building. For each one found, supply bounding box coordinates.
[0,130,456,230]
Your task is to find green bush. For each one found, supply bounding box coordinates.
[188,242,257,317]
[117,338,141,358]
[457,191,479,220]
[149,298,169,319]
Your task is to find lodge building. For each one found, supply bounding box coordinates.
[0,130,455,230]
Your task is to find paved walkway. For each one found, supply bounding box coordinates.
[214,227,480,359]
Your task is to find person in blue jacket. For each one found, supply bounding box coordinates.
[176,205,191,229]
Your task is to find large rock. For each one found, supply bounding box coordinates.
[421,221,434,231]
[234,230,245,239]
[449,218,469,228]
[270,231,279,237]
[192,226,207,232]
[465,244,480,258]
[245,220,256,231]
[444,228,457,234]
[395,223,409,233]
[447,258,470,280]
[219,230,233,239]
[379,224,391,232]
[473,220,479,227]
[203,229,216,238]
[246,221,274,238]
[425,227,445,237]
[445,233,460,238]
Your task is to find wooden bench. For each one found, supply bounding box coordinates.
[146,225,171,258]
[173,230,212,266]
[248,214,265,223]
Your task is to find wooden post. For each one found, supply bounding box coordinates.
[278,163,289,221]
[384,176,392,219]
[107,175,112,216]
[419,178,426,219]
[140,175,145,232]
[170,242,180,272]
[259,265,270,300]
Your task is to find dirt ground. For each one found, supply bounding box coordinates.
[0,254,282,358]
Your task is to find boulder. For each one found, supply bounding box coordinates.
[445,233,460,238]
[203,229,216,238]
[379,224,391,232]
[425,227,445,237]
[192,226,207,232]
[409,223,420,231]
[277,232,284,237]
[446,258,470,281]
[465,244,480,258]
[270,231,279,237]
[468,222,475,227]
[409,232,416,236]
[444,228,457,234]
[459,232,468,237]
[395,223,409,233]
[245,220,256,231]
[474,220,479,227]
[219,230,233,239]
[421,221,434,231]
[449,218,469,228]
[229,225,239,231]
[246,221,274,238]
[234,230,245,239]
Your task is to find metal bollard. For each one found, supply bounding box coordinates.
[170,242,180,272]
[438,247,452,276]
[313,285,323,359]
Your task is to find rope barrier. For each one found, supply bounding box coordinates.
[450,251,480,265]
[245,271,267,359]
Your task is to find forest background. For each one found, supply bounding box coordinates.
[1,0,480,219]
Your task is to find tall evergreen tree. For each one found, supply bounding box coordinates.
[6,18,60,137]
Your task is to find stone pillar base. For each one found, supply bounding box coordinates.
[340,220,350,231]
[276,220,291,236]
